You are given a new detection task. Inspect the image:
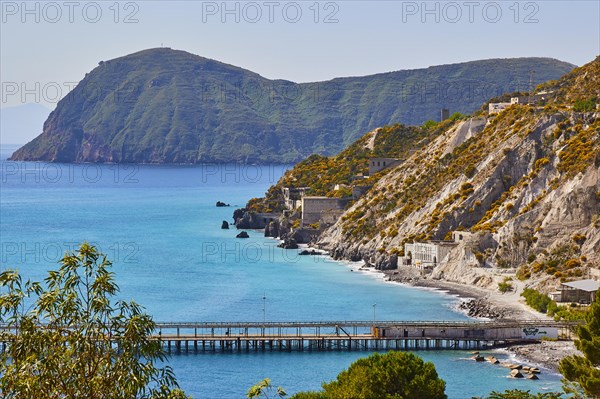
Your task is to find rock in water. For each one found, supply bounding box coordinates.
[299,249,324,256]
[221,220,230,229]
[277,238,298,249]
[236,231,249,238]
[216,201,230,207]
[509,369,524,378]
[233,208,246,221]
[527,373,539,380]
[264,220,279,237]
[486,356,499,364]
[471,355,485,362]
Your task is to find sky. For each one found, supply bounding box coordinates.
[0,0,599,141]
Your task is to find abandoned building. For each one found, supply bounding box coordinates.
[301,196,352,226]
[398,231,475,270]
[550,279,599,304]
[368,158,402,175]
[282,187,311,210]
[488,102,511,114]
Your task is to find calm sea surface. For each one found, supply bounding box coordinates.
[0,144,562,398]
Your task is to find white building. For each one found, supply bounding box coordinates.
[404,241,457,266]
[399,231,473,269]
[510,93,550,105]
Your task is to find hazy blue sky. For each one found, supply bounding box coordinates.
[1,0,599,111]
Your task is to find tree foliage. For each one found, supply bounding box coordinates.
[247,378,287,399]
[290,351,446,399]
[481,389,563,398]
[559,289,600,398]
[0,243,187,399]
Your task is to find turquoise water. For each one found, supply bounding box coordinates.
[0,144,562,398]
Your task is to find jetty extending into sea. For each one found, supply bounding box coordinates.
[152,320,577,354]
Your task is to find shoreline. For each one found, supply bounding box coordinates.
[286,241,578,372]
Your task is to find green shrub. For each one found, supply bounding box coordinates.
[464,164,476,178]
[573,97,596,112]
[521,288,555,314]
[498,282,513,293]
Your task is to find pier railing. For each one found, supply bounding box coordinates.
[0,320,580,354]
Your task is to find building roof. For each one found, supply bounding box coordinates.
[561,279,600,292]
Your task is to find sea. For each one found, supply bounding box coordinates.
[0,144,563,398]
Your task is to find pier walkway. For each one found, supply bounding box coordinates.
[152,320,577,353]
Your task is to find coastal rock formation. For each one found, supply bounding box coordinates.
[236,231,249,239]
[506,340,582,371]
[299,249,325,256]
[315,58,600,293]
[277,238,298,250]
[458,298,506,319]
[234,211,273,229]
[264,220,279,238]
[216,201,230,207]
[9,48,574,163]
[486,356,499,364]
[221,220,230,229]
[509,369,524,378]
[233,208,246,221]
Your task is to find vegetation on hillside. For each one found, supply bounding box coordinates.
[246,118,463,212]
[10,49,574,163]
[331,56,599,273]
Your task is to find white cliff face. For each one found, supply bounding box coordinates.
[318,109,599,291]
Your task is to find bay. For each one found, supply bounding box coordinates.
[0,144,562,398]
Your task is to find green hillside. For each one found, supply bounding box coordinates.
[10,48,575,163]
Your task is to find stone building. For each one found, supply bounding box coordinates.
[510,93,550,105]
[368,158,402,175]
[403,241,458,267]
[301,196,352,226]
[488,102,511,114]
[282,187,310,210]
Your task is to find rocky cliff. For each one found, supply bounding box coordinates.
[250,57,599,292]
[317,57,600,292]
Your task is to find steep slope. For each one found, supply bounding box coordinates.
[9,48,574,163]
[317,57,599,291]
[245,119,463,213]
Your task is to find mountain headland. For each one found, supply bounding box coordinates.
[10,48,574,163]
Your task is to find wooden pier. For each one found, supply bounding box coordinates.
[152,320,576,354]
